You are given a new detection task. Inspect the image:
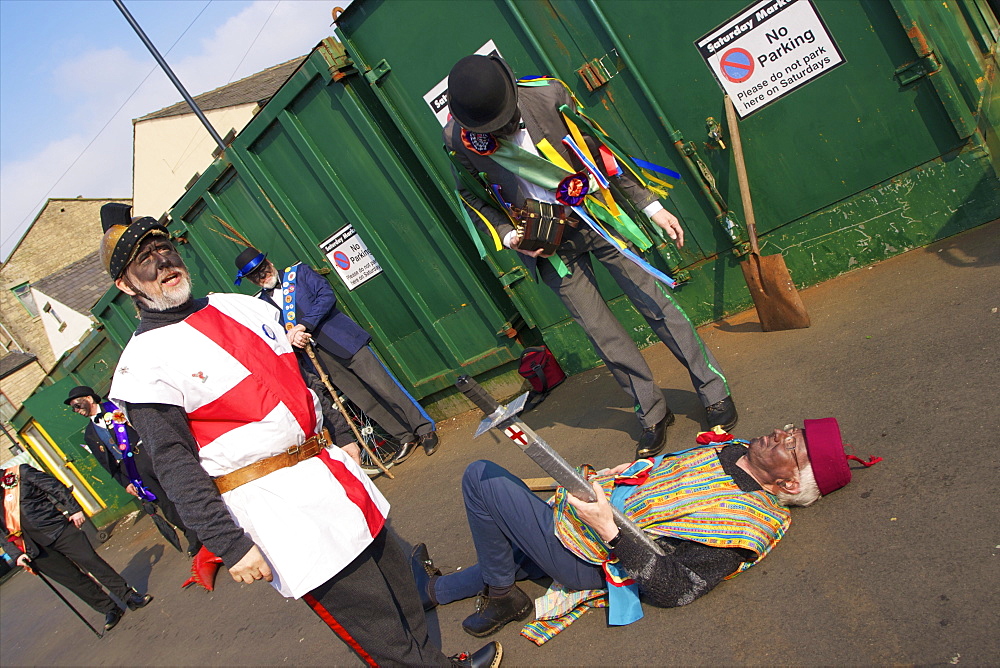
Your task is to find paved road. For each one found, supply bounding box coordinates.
[2,222,997,666]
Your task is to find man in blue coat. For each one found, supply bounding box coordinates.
[234,247,437,463]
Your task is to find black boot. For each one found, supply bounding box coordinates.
[409,543,441,611]
[126,589,153,610]
[461,585,532,638]
[705,396,738,431]
[450,641,503,668]
[392,439,418,464]
[635,410,675,459]
[104,606,125,631]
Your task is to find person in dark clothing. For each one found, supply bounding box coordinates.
[233,248,438,465]
[1,464,153,631]
[444,54,737,459]
[65,384,201,557]
[413,419,866,640]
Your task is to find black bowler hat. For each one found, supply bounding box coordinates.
[99,203,170,281]
[447,55,519,133]
[233,247,267,286]
[65,385,101,406]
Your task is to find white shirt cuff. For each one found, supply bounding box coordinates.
[503,230,518,249]
[642,201,664,217]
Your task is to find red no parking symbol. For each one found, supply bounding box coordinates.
[333,251,351,270]
[720,47,755,83]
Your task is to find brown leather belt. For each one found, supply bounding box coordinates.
[214,430,330,494]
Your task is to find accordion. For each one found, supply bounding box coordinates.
[515,199,569,256]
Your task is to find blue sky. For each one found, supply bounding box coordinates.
[0,0,343,260]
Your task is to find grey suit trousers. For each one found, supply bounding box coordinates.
[537,225,729,428]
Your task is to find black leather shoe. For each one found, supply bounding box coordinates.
[419,431,439,456]
[450,641,503,668]
[126,590,153,610]
[635,411,675,459]
[462,585,532,638]
[104,607,125,631]
[410,543,441,611]
[706,396,738,431]
[392,439,418,464]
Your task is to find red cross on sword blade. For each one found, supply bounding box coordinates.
[503,426,529,446]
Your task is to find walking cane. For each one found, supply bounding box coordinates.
[304,343,395,479]
[25,559,105,639]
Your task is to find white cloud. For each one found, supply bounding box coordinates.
[1,0,342,260]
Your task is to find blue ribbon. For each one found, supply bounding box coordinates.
[100,401,156,502]
[280,266,299,331]
[570,205,677,288]
[234,252,266,286]
[629,157,682,181]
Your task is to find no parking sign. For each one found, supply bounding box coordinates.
[319,224,383,290]
[696,0,844,118]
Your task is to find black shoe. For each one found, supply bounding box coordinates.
[706,396,738,431]
[419,431,439,456]
[450,641,503,668]
[392,439,418,464]
[462,585,532,638]
[104,607,125,631]
[126,590,153,610]
[635,411,674,459]
[410,543,441,611]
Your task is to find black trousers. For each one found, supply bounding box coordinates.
[303,527,449,667]
[134,446,199,549]
[32,525,132,614]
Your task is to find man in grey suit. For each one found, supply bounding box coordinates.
[444,54,737,458]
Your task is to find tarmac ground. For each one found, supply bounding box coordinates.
[1,221,998,666]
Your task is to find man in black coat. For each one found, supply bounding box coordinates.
[1,464,152,631]
[66,385,200,556]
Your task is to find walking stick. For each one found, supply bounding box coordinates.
[26,560,105,639]
[304,343,395,479]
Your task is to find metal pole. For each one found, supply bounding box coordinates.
[31,564,105,639]
[113,0,227,153]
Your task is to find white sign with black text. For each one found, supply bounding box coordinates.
[319,224,383,291]
[696,0,844,118]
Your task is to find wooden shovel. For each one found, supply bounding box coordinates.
[725,96,810,331]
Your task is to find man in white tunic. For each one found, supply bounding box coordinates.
[99,203,501,668]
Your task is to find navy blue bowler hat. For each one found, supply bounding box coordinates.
[233,247,267,286]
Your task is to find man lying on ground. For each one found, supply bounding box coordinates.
[411,419,877,643]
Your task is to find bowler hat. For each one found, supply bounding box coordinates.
[447,55,519,133]
[233,247,267,286]
[65,385,101,406]
[100,203,169,281]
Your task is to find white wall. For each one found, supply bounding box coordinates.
[30,289,95,360]
[132,104,258,220]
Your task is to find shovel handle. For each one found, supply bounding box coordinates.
[725,95,760,256]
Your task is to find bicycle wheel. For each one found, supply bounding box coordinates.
[339,396,399,478]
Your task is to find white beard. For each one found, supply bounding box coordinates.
[137,273,193,312]
[261,274,279,290]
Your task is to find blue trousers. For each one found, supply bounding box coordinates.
[434,460,604,605]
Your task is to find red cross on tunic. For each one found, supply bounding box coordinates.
[503,425,529,446]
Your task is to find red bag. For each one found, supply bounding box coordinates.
[518,346,566,394]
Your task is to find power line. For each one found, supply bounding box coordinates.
[227,1,280,84]
[1,0,214,256]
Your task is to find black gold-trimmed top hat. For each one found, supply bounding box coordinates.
[100,203,169,280]
[447,54,519,133]
[233,247,267,286]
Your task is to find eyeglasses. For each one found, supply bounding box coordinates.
[69,401,89,412]
[782,425,799,452]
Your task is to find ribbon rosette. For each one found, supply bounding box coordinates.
[461,129,498,156]
[1,470,18,488]
[105,410,128,424]
[556,172,589,206]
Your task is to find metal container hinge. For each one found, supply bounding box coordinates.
[576,50,623,92]
[364,59,391,84]
[894,54,941,87]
